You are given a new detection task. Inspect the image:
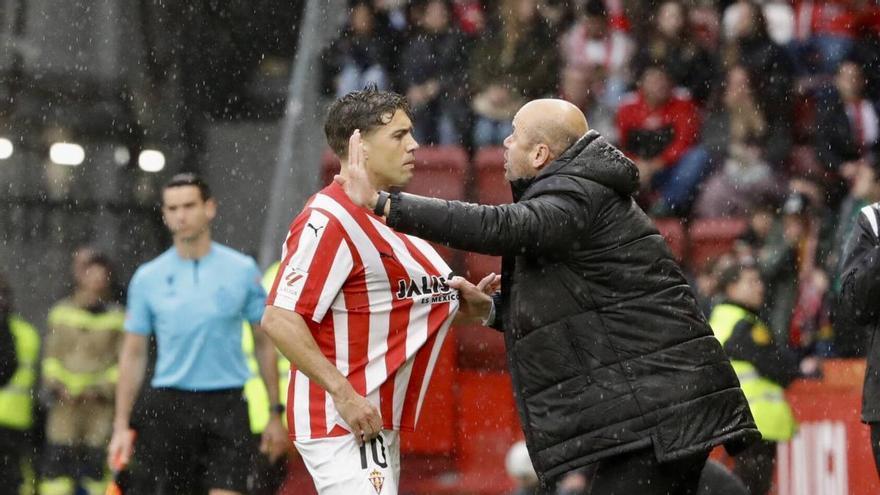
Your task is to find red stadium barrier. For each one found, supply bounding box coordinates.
[688,217,748,271]
[455,324,506,371]
[776,360,880,495]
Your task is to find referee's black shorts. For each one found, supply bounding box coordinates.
[130,387,253,494]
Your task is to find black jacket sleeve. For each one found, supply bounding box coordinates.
[0,316,17,387]
[840,207,880,324]
[387,179,597,258]
[723,319,800,387]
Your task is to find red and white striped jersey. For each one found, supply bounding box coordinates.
[267,182,460,441]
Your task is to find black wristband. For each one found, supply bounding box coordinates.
[270,403,285,415]
[374,191,390,216]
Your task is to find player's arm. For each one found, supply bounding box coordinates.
[261,305,381,445]
[107,332,147,467]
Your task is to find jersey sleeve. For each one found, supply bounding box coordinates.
[242,258,268,324]
[267,208,354,323]
[124,268,153,335]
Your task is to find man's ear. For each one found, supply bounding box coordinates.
[532,144,553,170]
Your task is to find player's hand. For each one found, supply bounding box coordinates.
[332,387,382,446]
[449,273,500,324]
[260,416,289,462]
[107,427,135,469]
[335,129,379,210]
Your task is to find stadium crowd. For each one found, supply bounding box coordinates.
[3,0,880,494]
[322,0,880,359]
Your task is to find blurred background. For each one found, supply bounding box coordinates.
[3,0,880,493]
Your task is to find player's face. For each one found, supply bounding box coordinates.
[502,115,536,182]
[161,185,216,242]
[362,110,419,189]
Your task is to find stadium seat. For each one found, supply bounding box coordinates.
[463,147,507,281]
[455,324,506,371]
[473,147,510,205]
[454,370,521,494]
[687,218,748,271]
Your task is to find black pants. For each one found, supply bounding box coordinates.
[589,447,709,495]
[733,440,776,495]
[129,388,253,495]
[0,427,25,491]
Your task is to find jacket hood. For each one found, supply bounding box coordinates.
[512,130,640,198]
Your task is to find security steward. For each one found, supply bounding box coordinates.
[710,261,808,495]
[0,274,41,493]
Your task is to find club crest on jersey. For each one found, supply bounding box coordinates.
[396,274,458,304]
[369,469,385,494]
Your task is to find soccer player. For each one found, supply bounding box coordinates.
[107,174,288,494]
[261,88,495,495]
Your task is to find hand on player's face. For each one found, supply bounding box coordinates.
[340,129,378,208]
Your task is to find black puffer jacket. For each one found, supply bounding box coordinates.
[388,131,759,481]
[839,203,880,422]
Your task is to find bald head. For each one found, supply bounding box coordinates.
[515,99,589,157]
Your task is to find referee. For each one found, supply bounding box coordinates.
[107,174,287,494]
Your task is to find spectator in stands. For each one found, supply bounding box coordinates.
[722,0,795,162]
[758,188,833,351]
[838,175,880,477]
[851,2,880,101]
[40,253,125,495]
[722,0,795,47]
[790,0,856,75]
[0,274,40,494]
[450,0,485,36]
[617,62,710,216]
[469,0,559,147]
[633,1,717,104]
[559,0,633,115]
[736,202,778,260]
[709,261,813,495]
[322,0,392,97]
[399,0,469,145]
[815,60,879,178]
[697,65,783,218]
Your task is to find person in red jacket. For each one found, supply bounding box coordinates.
[617,62,710,215]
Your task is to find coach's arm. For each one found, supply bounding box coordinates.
[261,306,382,445]
[384,182,595,258]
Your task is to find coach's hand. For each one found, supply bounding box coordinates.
[336,129,379,210]
[450,273,501,324]
[333,386,382,446]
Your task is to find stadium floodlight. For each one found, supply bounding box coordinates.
[138,149,165,172]
[0,138,12,160]
[114,146,131,166]
[49,142,85,166]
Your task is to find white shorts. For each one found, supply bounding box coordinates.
[295,430,401,495]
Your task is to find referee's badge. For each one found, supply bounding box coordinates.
[368,469,385,494]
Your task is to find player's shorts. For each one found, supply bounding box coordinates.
[295,430,401,495]
[131,387,253,493]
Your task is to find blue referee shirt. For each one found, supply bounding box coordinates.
[125,242,267,390]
